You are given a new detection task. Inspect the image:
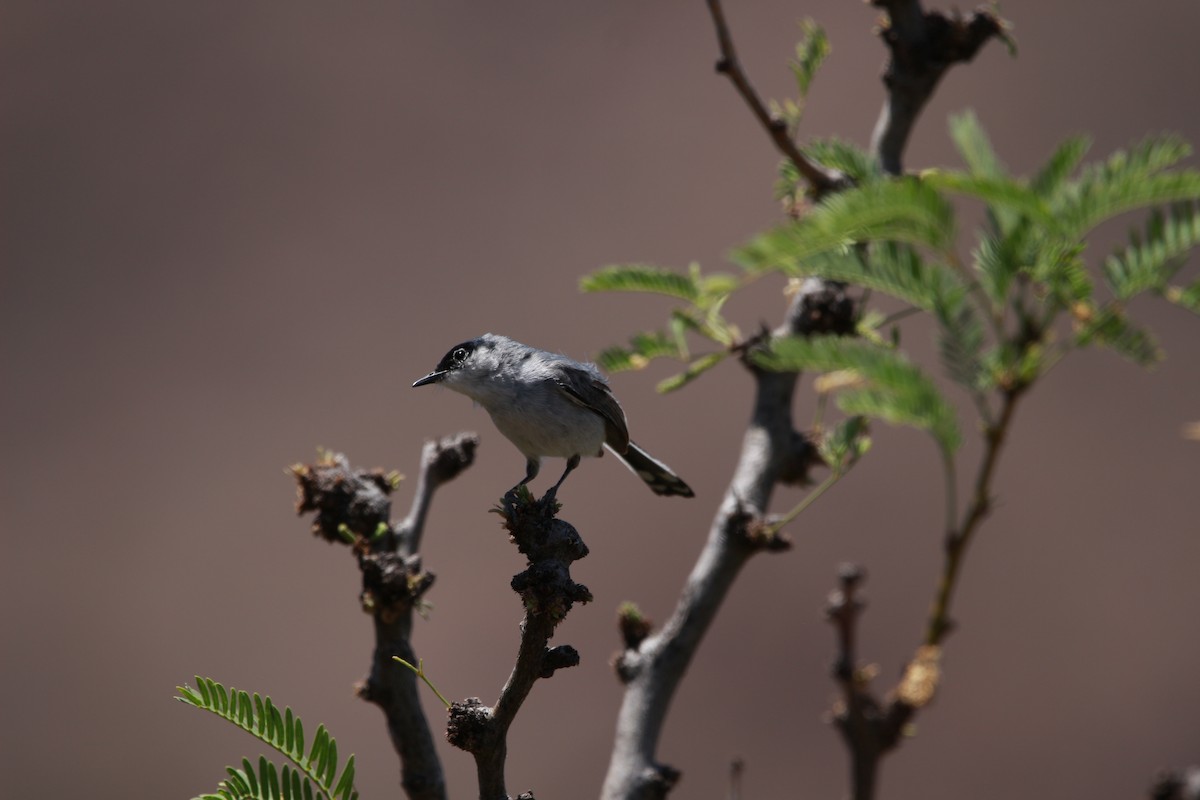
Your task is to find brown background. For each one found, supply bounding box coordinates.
[3,2,1199,798]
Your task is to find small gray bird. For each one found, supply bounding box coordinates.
[413,333,693,498]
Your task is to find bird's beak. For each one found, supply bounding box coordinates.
[412,370,447,388]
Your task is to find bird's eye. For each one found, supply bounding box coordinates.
[452,347,468,363]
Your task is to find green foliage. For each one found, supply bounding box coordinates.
[1103,201,1200,300]
[1054,134,1200,235]
[739,177,956,272]
[790,19,829,99]
[948,111,1005,181]
[769,20,830,138]
[580,264,703,303]
[1074,306,1162,366]
[801,138,880,184]
[1167,280,1200,314]
[1030,135,1091,198]
[587,110,1199,482]
[178,676,358,800]
[779,139,877,206]
[934,294,987,392]
[580,261,740,387]
[755,336,961,455]
[770,241,966,313]
[657,351,727,394]
[818,415,872,474]
[196,757,339,800]
[596,330,686,373]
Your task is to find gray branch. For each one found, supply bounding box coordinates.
[601,281,854,800]
[870,1,1009,174]
[446,490,591,800]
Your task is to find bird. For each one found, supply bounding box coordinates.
[412,333,694,499]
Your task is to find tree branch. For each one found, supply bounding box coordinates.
[705,0,848,196]
[446,489,591,800]
[293,436,478,800]
[601,281,854,800]
[869,1,1010,174]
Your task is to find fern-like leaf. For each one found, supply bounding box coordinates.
[949,110,1006,180]
[780,241,967,313]
[1057,134,1200,235]
[580,265,700,302]
[754,336,960,454]
[1075,306,1162,366]
[657,352,726,394]
[738,177,956,273]
[596,330,685,373]
[935,295,987,391]
[179,677,359,800]
[1030,239,1092,303]
[801,137,879,184]
[922,171,1055,229]
[790,19,829,98]
[1031,134,1091,199]
[1166,280,1200,314]
[818,415,872,474]
[1103,202,1200,299]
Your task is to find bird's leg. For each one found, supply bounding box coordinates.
[511,457,541,496]
[543,454,581,502]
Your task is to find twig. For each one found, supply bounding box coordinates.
[601,281,856,800]
[446,488,590,800]
[869,1,1010,174]
[925,387,1022,645]
[705,0,848,196]
[825,565,925,800]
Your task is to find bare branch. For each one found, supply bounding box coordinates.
[293,440,477,800]
[601,281,856,800]
[447,489,591,800]
[397,432,479,556]
[705,0,848,196]
[870,1,1010,174]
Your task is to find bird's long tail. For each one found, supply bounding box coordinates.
[607,441,694,497]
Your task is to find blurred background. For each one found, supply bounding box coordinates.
[3,2,1199,798]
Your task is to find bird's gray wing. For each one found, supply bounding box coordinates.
[551,364,630,453]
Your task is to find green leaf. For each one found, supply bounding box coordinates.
[790,19,830,98]
[595,330,684,373]
[778,241,967,313]
[737,177,957,273]
[332,755,357,800]
[1103,202,1200,299]
[801,138,879,184]
[755,336,960,454]
[935,295,987,391]
[1056,135,1200,235]
[922,170,1055,228]
[178,677,356,800]
[1166,280,1200,314]
[580,265,699,302]
[1030,239,1092,303]
[1031,135,1091,199]
[949,110,1006,180]
[818,415,872,472]
[1076,306,1162,366]
[657,352,726,393]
